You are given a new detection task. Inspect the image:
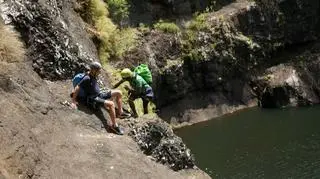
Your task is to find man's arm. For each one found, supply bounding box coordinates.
[113,79,125,88]
[71,85,81,109]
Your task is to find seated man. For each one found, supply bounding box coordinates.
[114,68,154,118]
[71,62,130,134]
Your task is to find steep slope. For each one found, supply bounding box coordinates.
[0,0,209,178]
[0,55,208,178]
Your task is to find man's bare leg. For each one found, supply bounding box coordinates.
[111,90,123,116]
[104,100,117,126]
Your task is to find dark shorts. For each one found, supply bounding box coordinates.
[78,90,112,109]
[145,87,154,99]
[129,87,154,101]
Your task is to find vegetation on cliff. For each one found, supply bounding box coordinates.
[154,20,180,34]
[75,0,137,63]
[0,22,25,64]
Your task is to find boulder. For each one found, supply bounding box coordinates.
[129,116,195,171]
[252,64,319,108]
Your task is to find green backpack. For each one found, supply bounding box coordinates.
[134,64,152,85]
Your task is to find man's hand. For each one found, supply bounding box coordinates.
[70,102,78,110]
[124,85,131,91]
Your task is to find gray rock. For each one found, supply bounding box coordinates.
[129,118,195,171]
[253,64,319,108]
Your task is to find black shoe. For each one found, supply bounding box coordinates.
[117,112,131,119]
[109,126,124,135]
[131,113,138,118]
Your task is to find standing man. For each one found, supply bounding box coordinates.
[71,62,130,134]
[114,68,154,118]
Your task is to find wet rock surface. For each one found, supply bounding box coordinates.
[0,0,97,80]
[129,117,195,171]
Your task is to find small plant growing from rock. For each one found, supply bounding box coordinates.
[154,20,180,34]
[187,12,210,31]
[0,22,25,63]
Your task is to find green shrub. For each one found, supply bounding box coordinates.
[105,0,130,27]
[83,0,116,62]
[109,28,138,59]
[187,12,210,31]
[75,0,137,63]
[183,49,203,61]
[154,20,180,34]
[180,12,211,61]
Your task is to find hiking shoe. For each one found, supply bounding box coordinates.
[109,126,124,135]
[131,113,138,118]
[117,112,131,119]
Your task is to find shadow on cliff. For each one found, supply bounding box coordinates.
[157,86,256,124]
[76,105,113,132]
[127,0,235,26]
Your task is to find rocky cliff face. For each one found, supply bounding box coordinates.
[126,0,320,124]
[0,0,96,80]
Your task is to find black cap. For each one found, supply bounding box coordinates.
[89,62,102,70]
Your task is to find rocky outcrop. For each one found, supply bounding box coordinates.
[251,43,320,108]
[129,117,195,171]
[252,64,319,108]
[0,0,97,80]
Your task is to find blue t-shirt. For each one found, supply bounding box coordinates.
[78,75,100,98]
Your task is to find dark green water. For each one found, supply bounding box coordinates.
[175,107,320,178]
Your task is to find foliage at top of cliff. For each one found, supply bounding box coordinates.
[75,0,138,63]
[106,0,130,26]
[75,0,320,77]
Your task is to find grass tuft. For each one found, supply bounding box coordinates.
[154,20,180,34]
[0,23,25,63]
